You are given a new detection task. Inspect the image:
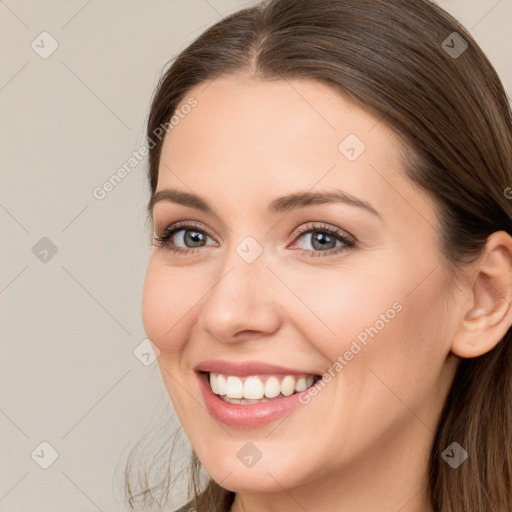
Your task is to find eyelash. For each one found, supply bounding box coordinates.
[152,221,355,258]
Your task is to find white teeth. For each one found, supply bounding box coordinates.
[210,373,219,394]
[226,376,243,398]
[264,376,281,398]
[281,375,296,396]
[208,372,318,400]
[223,396,270,405]
[210,373,226,395]
[244,376,265,399]
[295,377,307,392]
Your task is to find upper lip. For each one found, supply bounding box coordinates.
[194,359,321,377]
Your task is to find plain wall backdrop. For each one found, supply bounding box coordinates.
[0,1,510,511]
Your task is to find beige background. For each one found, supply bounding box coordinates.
[0,1,510,511]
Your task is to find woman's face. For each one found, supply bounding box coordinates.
[142,76,461,498]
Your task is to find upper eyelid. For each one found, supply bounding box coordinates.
[294,222,354,239]
[159,220,216,238]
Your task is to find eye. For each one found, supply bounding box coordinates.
[152,221,216,255]
[290,222,355,257]
[153,220,355,258]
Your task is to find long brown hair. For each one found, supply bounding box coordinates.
[124,1,512,510]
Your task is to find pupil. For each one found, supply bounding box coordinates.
[185,230,205,247]
[313,232,335,250]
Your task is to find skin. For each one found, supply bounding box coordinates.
[141,75,512,512]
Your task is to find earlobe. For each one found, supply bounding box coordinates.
[451,231,512,359]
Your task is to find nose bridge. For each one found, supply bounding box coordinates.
[199,235,280,341]
[214,232,270,297]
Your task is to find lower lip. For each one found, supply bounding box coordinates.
[197,372,310,428]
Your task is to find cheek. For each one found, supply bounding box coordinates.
[280,262,403,356]
[282,263,451,462]
[141,263,200,414]
[289,255,450,391]
[141,261,198,354]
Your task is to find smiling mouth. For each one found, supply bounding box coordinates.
[204,371,322,404]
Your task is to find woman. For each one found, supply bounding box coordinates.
[125,0,512,510]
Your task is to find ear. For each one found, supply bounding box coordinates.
[451,230,512,358]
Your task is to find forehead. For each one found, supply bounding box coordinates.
[156,76,435,230]
[165,76,400,164]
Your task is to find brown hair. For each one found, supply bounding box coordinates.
[124,0,512,510]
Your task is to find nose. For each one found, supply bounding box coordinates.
[198,244,281,343]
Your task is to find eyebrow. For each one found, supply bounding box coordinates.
[148,188,381,218]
